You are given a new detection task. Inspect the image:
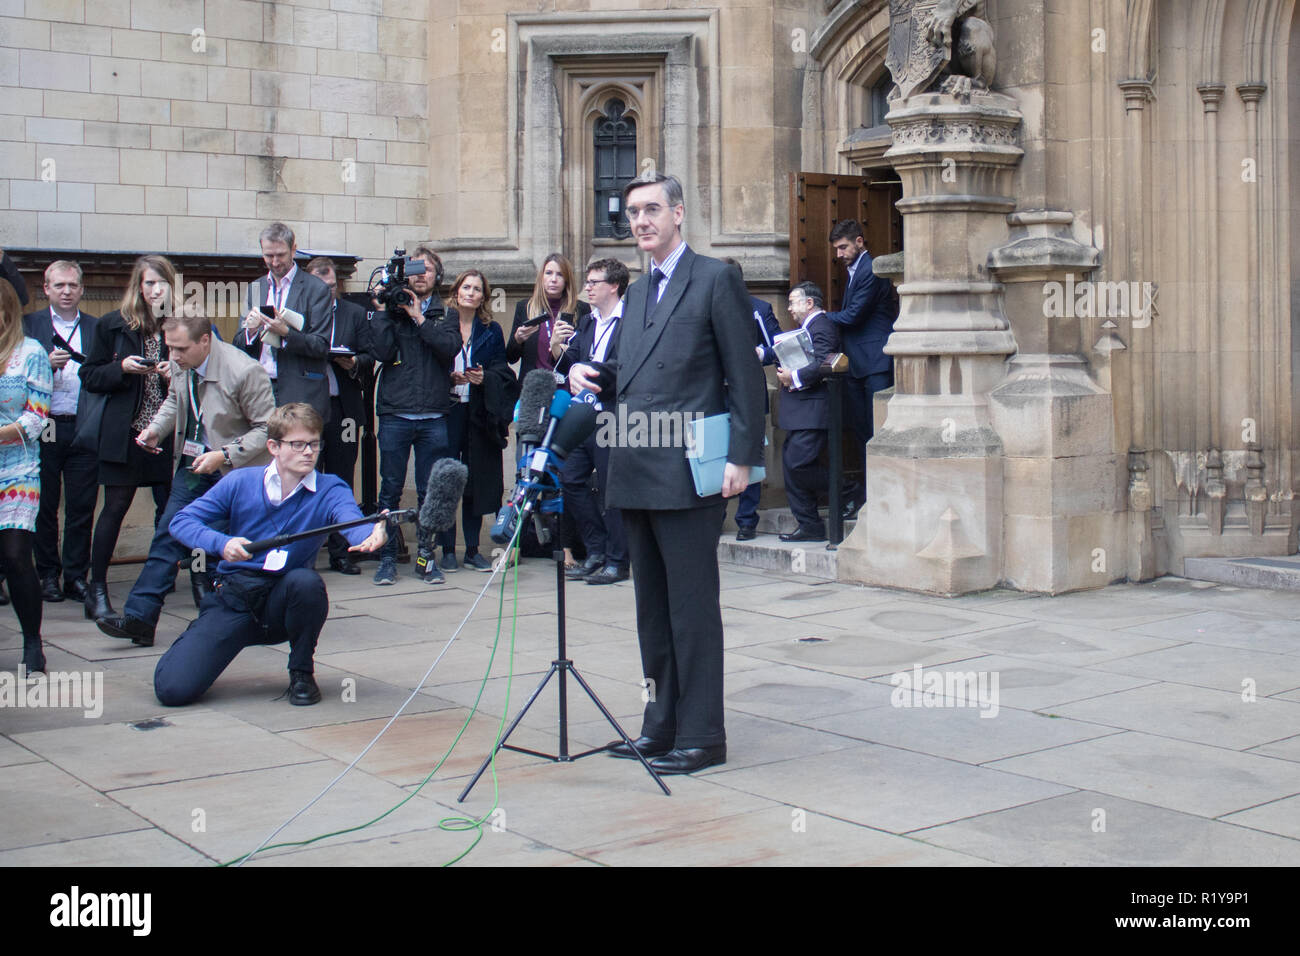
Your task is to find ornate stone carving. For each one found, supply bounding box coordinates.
[886,0,997,103]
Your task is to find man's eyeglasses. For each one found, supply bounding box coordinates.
[273,440,323,452]
[583,277,611,287]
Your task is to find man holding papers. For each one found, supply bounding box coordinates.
[776,282,840,543]
[237,222,334,421]
[572,172,764,774]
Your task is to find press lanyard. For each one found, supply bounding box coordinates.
[267,272,287,311]
[592,315,618,360]
[187,371,204,440]
[52,308,81,349]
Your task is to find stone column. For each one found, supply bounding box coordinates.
[837,91,1022,595]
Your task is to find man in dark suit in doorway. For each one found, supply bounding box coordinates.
[572,172,766,774]
[304,256,374,575]
[776,281,840,543]
[825,219,897,516]
[238,222,334,421]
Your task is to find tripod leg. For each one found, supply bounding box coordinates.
[457,663,560,803]
[567,665,671,797]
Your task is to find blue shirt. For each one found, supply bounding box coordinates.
[170,466,371,575]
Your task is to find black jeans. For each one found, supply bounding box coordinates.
[34,414,98,584]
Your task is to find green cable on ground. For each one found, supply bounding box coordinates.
[217,541,523,867]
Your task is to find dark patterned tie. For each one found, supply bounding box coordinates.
[646,268,667,327]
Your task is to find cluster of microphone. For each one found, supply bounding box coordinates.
[490,369,602,545]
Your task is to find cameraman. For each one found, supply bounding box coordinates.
[363,245,462,586]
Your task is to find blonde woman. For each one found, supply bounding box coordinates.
[0,277,53,671]
[79,255,176,621]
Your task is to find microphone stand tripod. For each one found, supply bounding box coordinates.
[458,479,670,800]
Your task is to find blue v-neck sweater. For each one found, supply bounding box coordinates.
[170,467,370,575]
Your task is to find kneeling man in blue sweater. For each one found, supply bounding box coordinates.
[155,402,388,706]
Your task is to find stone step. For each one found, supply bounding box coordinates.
[717,531,840,581]
[754,507,858,537]
[1183,554,1300,591]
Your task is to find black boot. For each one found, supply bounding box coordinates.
[22,634,46,674]
[84,581,114,621]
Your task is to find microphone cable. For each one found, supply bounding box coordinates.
[222,526,526,868]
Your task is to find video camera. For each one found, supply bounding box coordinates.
[369,249,427,312]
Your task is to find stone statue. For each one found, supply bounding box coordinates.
[886,0,997,102]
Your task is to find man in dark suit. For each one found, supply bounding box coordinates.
[776,282,840,542]
[555,257,630,585]
[572,173,766,774]
[825,219,898,515]
[305,257,375,575]
[23,260,98,603]
[720,258,782,541]
[238,222,333,421]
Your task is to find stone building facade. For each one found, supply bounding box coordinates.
[2,0,1298,592]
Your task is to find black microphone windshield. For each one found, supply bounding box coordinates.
[516,369,557,444]
[419,458,469,531]
[547,401,599,460]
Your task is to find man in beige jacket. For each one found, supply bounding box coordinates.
[96,311,276,647]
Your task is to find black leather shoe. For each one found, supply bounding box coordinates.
[41,576,65,603]
[586,564,629,585]
[649,744,727,774]
[566,553,605,580]
[329,556,361,575]
[841,501,862,520]
[84,582,113,621]
[288,669,321,706]
[736,527,757,541]
[191,573,215,609]
[63,578,88,602]
[779,527,827,543]
[96,614,155,647]
[606,736,674,759]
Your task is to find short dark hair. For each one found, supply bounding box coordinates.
[791,281,824,309]
[829,220,865,244]
[720,256,742,279]
[621,172,685,209]
[586,257,630,296]
[268,403,323,441]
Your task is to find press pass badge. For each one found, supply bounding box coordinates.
[183,439,206,460]
[263,548,289,572]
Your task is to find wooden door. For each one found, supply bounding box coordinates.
[789,172,902,307]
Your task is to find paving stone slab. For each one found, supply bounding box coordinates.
[14,709,325,791]
[803,704,1122,766]
[577,805,995,866]
[110,760,422,863]
[0,735,40,768]
[929,620,1182,668]
[1220,794,1300,840]
[912,790,1300,866]
[281,707,573,787]
[1248,733,1300,762]
[720,579,899,619]
[981,592,1201,631]
[1051,682,1300,751]
[314,638,556,693]
[246,822,596,867]
[707,743,1073,833]
[0,827,210,866]
[1123,610,1300,655]
[1091,640,1300,696]
[987,732,1300,818]
[733,633,989,681]
[419,755,775,850]
[0,761,150,851]
[723,664,898,721]
[0,658,162,733]
[810,599,1029,641]
[866,654,1156,712]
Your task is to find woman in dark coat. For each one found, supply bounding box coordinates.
[79,255,176,620]
[437,270,518,572]
[505,253,590,379]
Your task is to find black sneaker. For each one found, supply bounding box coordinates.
[96,614,156,647]
[288,670,321,706]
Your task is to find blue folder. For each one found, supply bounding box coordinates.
[686,413,766,497]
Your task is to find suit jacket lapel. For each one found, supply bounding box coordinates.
[618,247,694,390]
